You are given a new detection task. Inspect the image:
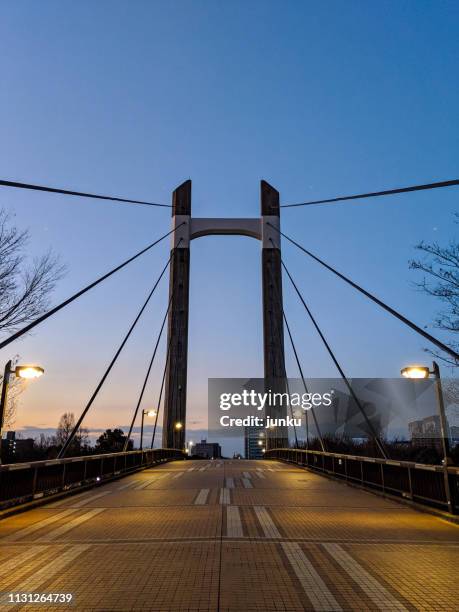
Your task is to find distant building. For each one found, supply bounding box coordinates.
[450,426,459,446]
[245,426,265,459]
[408,415,444,453]
[1,431,34,463]
[193,439,221,459]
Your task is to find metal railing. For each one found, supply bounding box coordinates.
[265,448,459,514]
[0,448,185,510]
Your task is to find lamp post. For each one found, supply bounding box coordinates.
[0,360,44,464]
[140,410,157,450]
[401,361,453,513]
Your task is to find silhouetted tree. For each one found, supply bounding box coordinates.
[0,209,65,336]
[0,209,64,428]
[95,428,132,453]
[55,412,90,455]
[410,213,459,368]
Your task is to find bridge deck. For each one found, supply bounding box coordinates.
[0,459,458,611]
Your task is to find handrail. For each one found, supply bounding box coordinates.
[265,448,458,514]
[0,448,186,510]
[0,448,183,472]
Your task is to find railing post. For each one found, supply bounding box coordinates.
[407,465,413,500]
[32,465,38,496]
[432,361,454,513]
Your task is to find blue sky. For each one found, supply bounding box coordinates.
[0,1,458,454]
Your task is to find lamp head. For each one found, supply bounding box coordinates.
[15,365,44,380]
[401,365,430,379]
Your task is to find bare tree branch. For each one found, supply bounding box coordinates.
[0,209,65,337]
[410,213,459,369]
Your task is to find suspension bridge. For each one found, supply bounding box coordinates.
[0,177,458,611]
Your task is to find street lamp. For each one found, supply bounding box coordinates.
[400,360,453,513]
[401,366,430,379]
[174,422,183,430]
[140,409,157,450]
[0,360,44,464]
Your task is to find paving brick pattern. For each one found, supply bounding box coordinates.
[0,460,458,611]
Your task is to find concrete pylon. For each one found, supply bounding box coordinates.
[162,180,191,450]
[261,181,288,449]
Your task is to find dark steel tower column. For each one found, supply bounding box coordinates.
[261,181,288,449]
[162,181,191,449]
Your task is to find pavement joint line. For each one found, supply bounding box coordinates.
[3,537,459,546]
[220,487,230,505]
[323,543,409,611]
[1,509,79,541]
[226,505,243,538]
[3,544,91,593]
[36,508,106,542]
[254,506,281,538]
[194,489,210,505]
[282,542,342,611]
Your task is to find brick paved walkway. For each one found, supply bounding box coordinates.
[0,460,458,611]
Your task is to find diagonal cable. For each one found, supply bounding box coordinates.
[150,333,173,449]
[0,224,184,351]
[268,224,459,363]
[282,311,325,452]
[280,179,459,208]
[265,265,299,449]
[267,254,323,451]
[123,291,174,451]
[58,247,179,458]
[0,179,170,207]
[281,258,388,459]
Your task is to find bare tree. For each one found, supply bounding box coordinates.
[0,209,65,335]
[0,209,65,429]
[409,213,459,368]
[55,412,89,454]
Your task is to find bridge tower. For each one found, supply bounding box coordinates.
[162,180,191,450]
[162,180,287,450]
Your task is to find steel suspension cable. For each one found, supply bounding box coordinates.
[150,334,173,449]
[281,258,388,459]
[282,311,325,452]
[265,265,300,449]
[267,253,324,451]
[268,224,459,363]
[58,248,178,458]
[267,288,298,449]
[0,179,171,208]
[280,179,459,208]
[123,291,174,452]
[0,224,184,352]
